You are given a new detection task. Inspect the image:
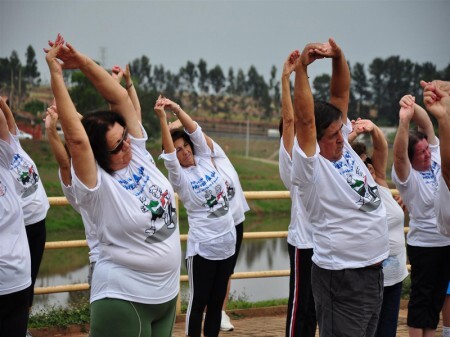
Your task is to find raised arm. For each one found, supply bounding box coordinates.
[313,38,350,121]
[44,103,72,186]
[411,100,437,145]
[154,96,175,155]
[352,119,388,185]
[421,80,450,187]
[294,43,324,156]
[281,50,299,158]
[45,35,97,188]
[112,64,142,123]
[45,37,141,138]
[0,97,17,134]
[162,98,197,134]
[393,94,415,182]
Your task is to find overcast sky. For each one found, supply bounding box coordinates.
[1,0,450,85]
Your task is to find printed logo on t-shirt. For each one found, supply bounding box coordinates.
[0,180,6,197]
[10,153,39,198]
[419,161,439,191]
[333,150,381,212]
[190,170,230,217]
[225,180,235,199]
[117,166,177,240]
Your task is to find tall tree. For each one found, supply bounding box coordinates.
[197,59,209,94]
[351,62,371,118]
[208,65,225,95]
[24,45,40,87]
[130,55,152,90]
[226,67,235,95]
[235,69,246,96]
[179,61,197,93]
[312,74,331,101]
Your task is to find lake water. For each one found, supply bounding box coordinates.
[32,237,290,313]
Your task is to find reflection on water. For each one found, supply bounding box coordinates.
[33,238,289,312]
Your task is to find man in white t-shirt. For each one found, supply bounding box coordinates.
[291,39,388,337]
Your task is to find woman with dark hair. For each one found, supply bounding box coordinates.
[44,35,181,337]
[349,119,408,337]
[154,96,236,337]
[392,94,450,337]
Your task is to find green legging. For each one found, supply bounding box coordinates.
[90,296,178,337]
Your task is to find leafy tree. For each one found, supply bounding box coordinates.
[197,59,209,94]
[130,55,152,90]
[235,69,246,96]
[351,62,371,118]
[24,45,40,87]
[179,61,197,93]
[24,99,45,116]
[226,67,235,95]
[152,64,166,93]
[312,74,331,101]
[69,71,107,113]
[208,65,225,95]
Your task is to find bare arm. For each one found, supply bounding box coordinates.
[45,37,97,188]
[44,104,72,186]
[46,38,141,138]
[353,119,388,186]
[0,97,17,134]
[328,39,350,121]
[112,64,142,123]
[422,80,450,187]
[281,50,299,158]
[154,97,175,154]
[163,98,197,134]
[294,43,322,156]
[393,95,415,182]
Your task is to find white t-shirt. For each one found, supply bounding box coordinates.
[291,121,389,270]
[211,140,249,226]
[0,137,31,295]
[392,139,450,247]
[160,125,236,260]
[59,170,99,263]
[9,129,49,225]
[72,127,181,305]
[378,185,408,286]
[278,138,313,249]
[436,175,450,236]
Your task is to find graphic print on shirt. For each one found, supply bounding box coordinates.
[419,161,440,192]
[225,180,235,199]
[333,150,381,212]
[10,153,39,198]
[0,180,6,197]
[117,166,177,241]
[190,169,229,218]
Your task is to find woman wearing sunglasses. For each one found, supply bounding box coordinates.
[349,118,408,337]
[155,96,236,337]
[44,34,181,337]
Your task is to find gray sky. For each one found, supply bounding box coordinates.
[1,0,450,84]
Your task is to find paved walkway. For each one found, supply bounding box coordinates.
[30,305,444,337]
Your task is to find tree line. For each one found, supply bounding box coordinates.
[1,45,449,136]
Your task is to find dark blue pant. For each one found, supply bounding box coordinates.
[286,245,316,337]
[375,281,403,337]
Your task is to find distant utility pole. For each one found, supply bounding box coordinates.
[99,47,107,67]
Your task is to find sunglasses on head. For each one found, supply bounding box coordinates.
[108,127,128,154]
[363,157,373,167]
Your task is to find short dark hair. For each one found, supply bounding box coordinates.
[314,101,343,141]
[351,141,367,157]
[169,129,195,156]
[81,110,126,174]
[408,129,428,162]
